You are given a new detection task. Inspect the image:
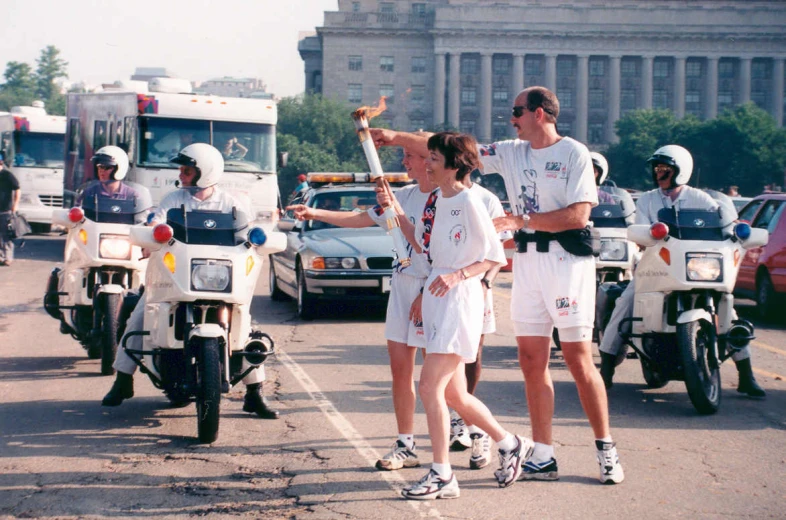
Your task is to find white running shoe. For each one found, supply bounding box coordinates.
[449,412,471,451]
[375,440,420,471]
[596,440,625,484]
[469,432,491,469]
[494,435,533,488]
[401,469,461,500]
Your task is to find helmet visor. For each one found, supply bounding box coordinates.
[170,152,198,167]
[91,153,118,167]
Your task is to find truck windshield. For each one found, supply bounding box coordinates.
[13,132,65,168]
[138,117,276,173]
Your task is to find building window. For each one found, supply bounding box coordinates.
[752,61,771,80]
[621,60,638,77]
[589,89,605,109]
[492,121,509,141]
[352,2,360,12]
[380,84,394,103]
[718,90,734,108]
[411,56,427,74]
[460,120,476,135]
[589,122,605,144]
[621,89,636,110]
[653,89,669,109]
[525,57,542,76]
[493,88,508,106]
[751,90,768,110]
[410,118,425,131]
[558,120,573,137]
[557,89,573,109]
[686,90,701,113]
[589,59,605,77]
[380,56,394,73]
[493,56,510,74]
[654,60,671,78]
[410,85,425,103]
[379,2,395,13]
[686,61,702,78]
[411,3,426,15]
[348,56,363,71]
[462,56,479,75]
[348,84,362,103]
[719,61,735,78]
[557,59,575,76]
[461,87,476,106]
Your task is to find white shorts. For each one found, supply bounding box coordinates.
[482,287,495,335]
[422,269,483,363]
[385,271,426,348]
[510,243,596,337]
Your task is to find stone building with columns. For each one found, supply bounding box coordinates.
[299,0,786,146]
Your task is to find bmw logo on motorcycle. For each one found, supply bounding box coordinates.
[694,218,705,227]
[204,219,217,229]
[111,205,121,213]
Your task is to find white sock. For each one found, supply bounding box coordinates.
[431,462,452,479]
[597,436,613,443]
[468,425,485,436]
[496,433,517,452]
[398,434,415,449]
[531,442,554,463]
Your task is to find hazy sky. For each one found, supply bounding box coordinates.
[3,0,338,97]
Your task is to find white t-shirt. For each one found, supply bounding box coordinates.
[469,182,513,240]
[477,137,598,217]
[367,184,432,278]
[153,188,249,224]
[634,186,718,225]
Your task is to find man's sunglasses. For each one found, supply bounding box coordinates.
[512,105,553,118]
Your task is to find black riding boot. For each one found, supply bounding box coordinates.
[102,372,134,406]
[243,383,279,419]
[600,351,617,390]
[735,358,766,398]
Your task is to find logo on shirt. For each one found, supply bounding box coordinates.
[204,219,217,229]
[545,162,562,172]
[450,209,461,217]
[556,297,570,317]
[479,144,497,157]
[450,224,466,245]
[571,299,579,314]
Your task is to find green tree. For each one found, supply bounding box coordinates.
[0,61,36,110]
[34,45,68,115]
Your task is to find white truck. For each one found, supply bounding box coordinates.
[64,78,284,228]
[2,102,66,231]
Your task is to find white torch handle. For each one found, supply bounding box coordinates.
[381,207,412,267]
[360,138,385,180]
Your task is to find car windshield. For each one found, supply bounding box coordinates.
[592,187,636,228]
[137,117,276,173]
[13,132,65,168]
[77,181,153,224]
[307,190,378,231]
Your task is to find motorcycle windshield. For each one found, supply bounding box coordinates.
[591,187,636,228]
[656,207,731,241]
[165,208,249,246]
[77,181,153,225]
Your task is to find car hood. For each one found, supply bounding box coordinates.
[302,227,394,257]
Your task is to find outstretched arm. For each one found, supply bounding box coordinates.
[369,128,431,156]
[286,204,374,228]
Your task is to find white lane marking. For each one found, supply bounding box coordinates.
[275,348,442,518]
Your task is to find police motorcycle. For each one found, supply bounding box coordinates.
[618,205,767,414]
[122,205,286,443]
[44,150,151,375]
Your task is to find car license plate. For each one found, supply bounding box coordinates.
[381,276,391,293]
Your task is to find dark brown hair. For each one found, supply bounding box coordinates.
[521,86,560,123]
[426,131,480,181]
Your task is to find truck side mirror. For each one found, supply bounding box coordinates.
[278,151,288,169]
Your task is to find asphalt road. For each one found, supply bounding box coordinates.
[1,235,784,519]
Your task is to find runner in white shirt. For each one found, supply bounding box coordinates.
[102,144,279,419]
[287,145,436,470]
[599,145,765,397]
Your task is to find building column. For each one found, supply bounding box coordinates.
[674,56,686,118]
[447,52,461,129]
[608,55,621,143]
[706,56,719,120]
[641,55,653,109]
[478,52,493,142]
[576,54,589,144]
[740,56,752,104]
[774,57,784,127]
[433,52,446,128]
[512,54,524,98]
[545,54,557,92]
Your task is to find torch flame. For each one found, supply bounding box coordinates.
[352,96,387,121]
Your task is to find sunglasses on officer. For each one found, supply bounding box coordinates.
[653,164,675,175]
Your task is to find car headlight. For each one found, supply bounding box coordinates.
[312,257,359,269]
[599,239,628,261]
[686,253,723,282]
[191,259,232,292]
[99,234,132,260]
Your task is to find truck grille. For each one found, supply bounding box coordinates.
[39,195,64,208]
[367,257,394,270]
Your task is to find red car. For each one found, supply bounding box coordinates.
[734,193,786,319]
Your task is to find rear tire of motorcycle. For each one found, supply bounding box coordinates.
[101,293,122,376]
[678,320,721,415]
[196,338,221,444]
[641,362,669,389]
[297,266,317,321]
[268,257,287,302]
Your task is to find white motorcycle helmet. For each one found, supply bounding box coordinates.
[647,144,693,188]
[91,146,129,181]
[170,143,224,188]
[590,152,609,185]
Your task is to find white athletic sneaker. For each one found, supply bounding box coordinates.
[469,432,491,469]
[596,440,625,484]
[375,440,420,471]
[494,435,533,488]
[401,469,461,500]
[449,412,471,451]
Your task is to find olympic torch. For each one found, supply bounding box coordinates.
[352,98,411,267]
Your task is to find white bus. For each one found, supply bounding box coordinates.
[65,78,284,228]
[7,102,66,231]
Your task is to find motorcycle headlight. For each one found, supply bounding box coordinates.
[99,234,132,260]
[686,253,723,282]
[599,239,628,261]
[191,259,232,292]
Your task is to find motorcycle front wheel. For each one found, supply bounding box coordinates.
[196,337,222,444]
[100,293,122,376]
[678,320,721,415]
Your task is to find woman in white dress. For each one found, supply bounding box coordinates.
[399,132,532,500]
